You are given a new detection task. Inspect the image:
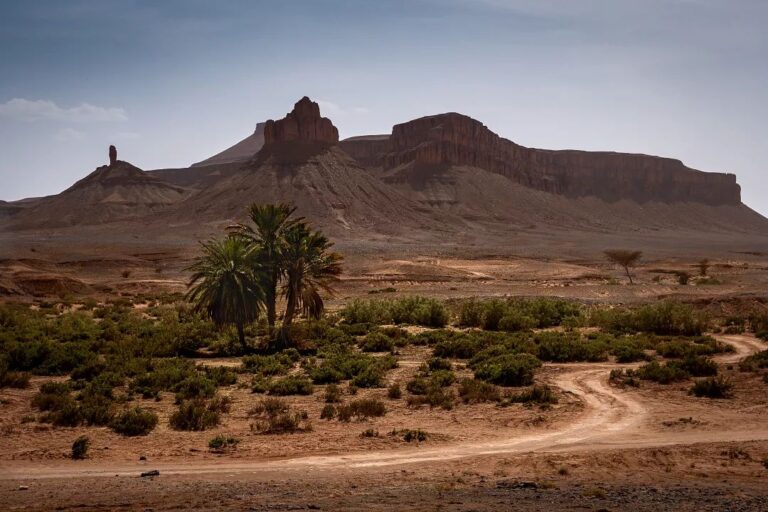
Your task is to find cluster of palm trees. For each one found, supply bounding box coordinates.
[186,203,342,351]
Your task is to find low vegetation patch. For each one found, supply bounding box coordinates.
[336,398,386,421]
[110,407,159,436]
[208,435,240,452]
[690,376,733,398]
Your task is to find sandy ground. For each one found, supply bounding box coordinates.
[2,334,767,510]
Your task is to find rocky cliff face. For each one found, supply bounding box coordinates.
[377,113,740,205]
[263,97,339,145]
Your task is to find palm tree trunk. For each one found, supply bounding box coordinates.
[236,321,247,352]
[280,287,297,346]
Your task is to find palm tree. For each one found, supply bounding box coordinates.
[235,203,301,333]
[280,223,343,342]
[186,236,264,351]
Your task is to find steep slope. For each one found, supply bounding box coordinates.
[191,122,266,167]
[7,159,189,230]
[172,98,444,238]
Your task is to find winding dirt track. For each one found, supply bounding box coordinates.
[1,334,765,480]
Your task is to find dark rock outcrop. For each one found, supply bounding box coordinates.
[263,97,339,146]
[109,145,117,167]
[377,113,740,205]
[339,135,391,169]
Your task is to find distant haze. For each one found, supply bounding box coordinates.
[0,0,766,215]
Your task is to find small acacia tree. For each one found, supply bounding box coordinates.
[604,250,642,284]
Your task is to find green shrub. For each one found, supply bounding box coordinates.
[690,376,733,398]
[474,354,542,386]
[536,332,607,363]
[173,374,217,402]
[406,386,455,410]
[637,361,689,384]
[740,350,768,372]
[457,378,500,403]
[401,429,428,442]
[254,411,311,434]
[387,382,402,399]
[241,353,294,376]
[249,397,289,418]
[351,364,386,388]
[203,366,238,386]
[679,355,718,377]
[0,366,31,388]
[609,368,640,387]
[110,407,158,436]
[71,436,90,460]
[505,384,558,405]
[324,383,342,403]
[170,399,221,431]
[336,398,386,421]
[320,404,336,419]
[591,301,709,336]
[426,357,452,371]
[267,376,313,396]
[208,435,239,452]
[498,312,537,332]
[611,338,649,363]
[342,297,448,327]
[360,332,394,353]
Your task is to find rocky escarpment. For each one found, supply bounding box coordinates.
[192,122,266,167]
[263,97,339,146]
[339,135,391,169]
[359,113,740,205]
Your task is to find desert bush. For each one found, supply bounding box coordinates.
[504,384,558,405]
[249,398,288,418]
[590,302,709,336]
[536,332,608,363]
[426,357,452,371]
[611,338,649,363]
[253,410,311,434]
[473,354,542,387]
[690,376,733,398]
[208,435,239,452]
[203,366,238,386]
[342,297,448,327]
[401,429,428,442]
[309,348,396,386]
[360,332,394,353]
[457,378,500,403]
[173,374,218,402]
[406,387,455,410]
[267,375,313,396]
[637,361,689,384]
[336,398,386,421]
[320,404,336,419]
[387,382,402,399]
[110,407,158,436]
[678,355,718,377]
[32,382,72,412]
[739,350,768,372]
[0,361,31,388]
[71,436,90,460]
[170,399,221,431]
[609,368,640,387]
[458,298,582,330]
[360,428,379,438]
[324,383,342,403]
[241,353,294,376]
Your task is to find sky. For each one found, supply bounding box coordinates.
[1,0,766,214]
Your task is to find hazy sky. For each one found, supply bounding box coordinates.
[1,0,766,214]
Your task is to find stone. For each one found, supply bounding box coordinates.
[109,145,117,167]
[140,470,160,477]
[347,112,740,206]
[263,97,339,145]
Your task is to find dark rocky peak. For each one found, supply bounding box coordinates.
[263,96,339,145]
